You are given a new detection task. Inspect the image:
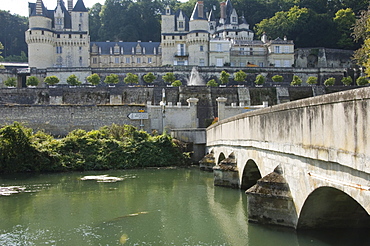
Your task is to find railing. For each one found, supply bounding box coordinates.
[230,50,266,56]
[174,52,189,57]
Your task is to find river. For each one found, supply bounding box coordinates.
[0,168,368,245]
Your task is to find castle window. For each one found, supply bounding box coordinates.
[200,46,204,51]
[79,56,82,64]
[180,36,182,40]
[29,31,32,35]
[196,33,198,37]
[69,34,72,38]
[79,24,81,31]
[284,46,290,53]
[80,13,83,17]
[275,46,280,53]
[126,57,130,63]
[57,34,60,38]
[137,58,141,63]
[93,58,97,64]
[217,44,222,52]
[163,36,166,40]
[56,46,62,54]
[166,9,170,14]
[178,21,184,29]
[115,57,119,64]
[232,17,237,23]
[172,36,175,40]
[199,58,205,66]
[42,31,44,35]
[148,57,152,63]
[80,34,83,38]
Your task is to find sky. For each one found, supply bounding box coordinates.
[0,0,106,17]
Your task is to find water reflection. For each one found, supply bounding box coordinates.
[0,169,369,245]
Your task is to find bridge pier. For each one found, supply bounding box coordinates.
[213,154,240,188]
[245,166,298,228]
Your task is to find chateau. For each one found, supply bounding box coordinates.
[26,0,294,69]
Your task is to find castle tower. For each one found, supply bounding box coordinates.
[26,0,54,68]
[187,1,209,66]
[26,0,90,69]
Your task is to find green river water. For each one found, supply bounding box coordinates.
[0,168,368,246]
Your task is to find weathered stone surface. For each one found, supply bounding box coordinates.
[199,152,215,171]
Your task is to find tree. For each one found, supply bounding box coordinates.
[88,3,102,41]
[3,77,16,87]
[0,42,3,62]
[124,73,139,84]
[306,76,318,85]
[255,74,265,85]
[104,74,119,85]
[162,72,176,84]
[356,76,369,86]
[206,79,218,87]
[341,76,352,86]
[171,80,182,87]
[272,75,284,82]
[26,76,40,87]
[143,72,156,84]
[67,74,82,86]
[234,70,247,84]
[291,75,302,86]
[333,8,356,49]
[324,77,336,86]
[220,71,230,84]
[44,76,60,86]
[86,73,101,86]
[353,8,370,77]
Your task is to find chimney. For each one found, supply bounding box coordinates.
[198,1,204,18]
[220,2,226,19]
[68,0,73,12]
[36,0,43,15]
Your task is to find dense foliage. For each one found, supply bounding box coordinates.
[0,123,189,173]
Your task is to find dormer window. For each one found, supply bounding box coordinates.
[178,21,184,29]
[232,16,237,23]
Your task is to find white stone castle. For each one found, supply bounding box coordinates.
[26,0,294,69]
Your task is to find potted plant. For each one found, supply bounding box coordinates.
[143,72,156,86]
[86,73,101,86]
[3,77,17,88]
[255,74,265,86]
[356,76,369,86]
[171,80,182,87]
[206,79,218,87]
[341,76,352,86]
[26,76,40,87]
[44,76,60,87]
[67,74,82,87]
[290,75,302,86]
[306,76,318,86]
[104,74,119,87]
[124,73,139,86]
[234,70,247,85]
[324,77,335,87]
[162,72,176,85]
[220,70,230,86]
[272,75,284,83]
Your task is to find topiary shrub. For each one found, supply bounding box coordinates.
[341,76,352,86]
[3,77,17,87]
[255,74,265,85]
[124,73,139,84]
[67,74,82,86]
[272,75,283,82]
[86,73,101,86]
[44,76,59,86]
[206,79,218,87]
[171,80,182,87]
[290,75,302,86]
[220,70,230,84]
[324,77,335,86]
[104,74,119,85]
[356,76,369,86]
[306,76,318,85]
[26,76,40,87]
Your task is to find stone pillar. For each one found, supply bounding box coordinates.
[187,97,199,128]
[216,97,227,121]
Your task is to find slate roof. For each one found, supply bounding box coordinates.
[190,2,207,21]
[73,0,88,12]
[174,10,189,31]
[90,42,161,55]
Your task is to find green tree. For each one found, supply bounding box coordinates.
[143,72,156,84]
[104,73,119,85]
[88,3,102,41]
[26,76,40,87]
[234,70,247,83]
[341,76,352,86]
[0,42,4,63]
[333,8,356,49]
[291,75,302,86]
[3,77,16,87]
[220,70,230,84]
[306,76,318,85]
[255,74,266,85]
[162,72,176,84]
[171,80,182,87]
[206,79,218,87]
[44,76,60,86]
[86,73,101,86]
[353,8,370,77]
[67,74,82,86]
[272,75,284,82]
[124,73,139,84]
[324,77,336,86]
[356,76,369,86]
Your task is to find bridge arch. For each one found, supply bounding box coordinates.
[217,152,226,164]
[297,186,370,229]
[240,159,261,190]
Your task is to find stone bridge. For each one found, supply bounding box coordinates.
[205,87,370,229]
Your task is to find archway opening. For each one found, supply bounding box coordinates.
[298,187,370,230]
[217,152,226,164]
[240,159,261,190]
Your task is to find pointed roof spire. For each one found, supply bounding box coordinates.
[73,0,87,12]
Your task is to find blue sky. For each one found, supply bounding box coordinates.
[0,0,106,17]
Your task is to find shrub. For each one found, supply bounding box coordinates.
[104,74,119,84]
[341,76,352,86]
[171,80,182,87]
[44,76,59,86]
[220,70,230,84]
[306,76,318,85]
[255,74,265,85]
[290,75,302,86]
[356,76,369,86]
[272,75,283,82]
[143,72,156,84]
[206,79,218,87]
[26,76,39,87]
[3,77,16,87]
[67,74,82,86]
[234,70,247,83]
[86,73,101,85]
[162,72,176,84]
[324,77,335,86]
[124,73,139,84]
